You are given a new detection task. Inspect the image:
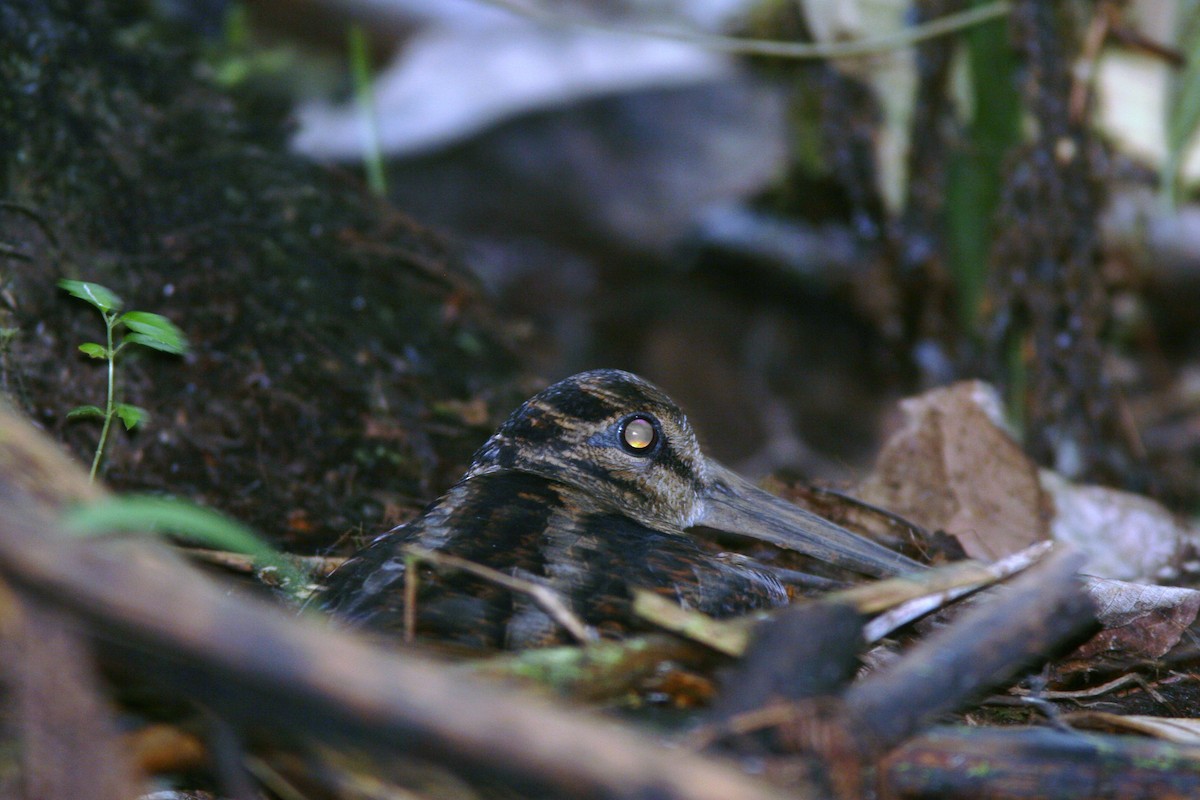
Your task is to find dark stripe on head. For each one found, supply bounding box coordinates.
[566,455,642,499]
[500,403,565,447]
[540,378,621,423]
[654,440,701,487]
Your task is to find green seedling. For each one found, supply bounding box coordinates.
[58,279,189,482]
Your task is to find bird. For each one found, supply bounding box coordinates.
[323,369,922,649]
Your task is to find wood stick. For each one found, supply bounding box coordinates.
[707,601,866,723]
[840,547,1097,757]
[880,724,1200,799]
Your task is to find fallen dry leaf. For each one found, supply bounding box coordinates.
[1076,577,1200,660]
[1042,471,1194,581]
[857,381,1049,560]
[1062,711,1200,745]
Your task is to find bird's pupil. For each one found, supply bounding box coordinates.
[623,417,655,450]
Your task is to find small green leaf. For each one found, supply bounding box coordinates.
[78,342,108,359]
[114,403,146,430]
[67,405,105,420]
[123,333,176,354]
[63,495,310,597]
[120,311,188,354]
[58,280,123,313]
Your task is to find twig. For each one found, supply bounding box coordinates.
[1010,672,1140,701]
[1069,0,1112,124]
[804,484,933,542]
[404,545,597,644]
[179,547,345,578]
[403,550,418,644]
[684,704,801,751]
[860,541,1053,640]
[0,201,60,249]
[632,589,758,656]
[469,634,714,701]
[881,725,1200,798]
[637,544,1055,660]
[479,0,1012,60]
[0,241,31,261]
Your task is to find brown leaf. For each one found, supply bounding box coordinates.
[858,382,1049,560]
[1074,577,1200,660]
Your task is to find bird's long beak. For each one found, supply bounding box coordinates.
[693,461,923,578]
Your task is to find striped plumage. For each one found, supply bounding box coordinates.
[324,370,921,649]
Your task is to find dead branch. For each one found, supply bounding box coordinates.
[838,547,1097,757]
[691,547,1095,797]
[180,547,346,578]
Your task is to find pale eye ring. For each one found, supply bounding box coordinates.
[619,414,658,454]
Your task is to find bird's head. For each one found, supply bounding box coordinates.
[468,369,920,578]
[468,370,708,532]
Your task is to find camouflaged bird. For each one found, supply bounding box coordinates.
[323,370,922,649]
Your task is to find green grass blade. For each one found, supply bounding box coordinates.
[1164,0,1200,208]
[63,495,309,597]
[945,1,1022,334]
[348,24,387,197]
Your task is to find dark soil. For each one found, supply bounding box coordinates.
[0,0,525,553]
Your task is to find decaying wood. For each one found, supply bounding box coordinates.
[0,406,794,800]
[880,725,1200,799]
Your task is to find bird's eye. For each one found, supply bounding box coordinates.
[619,414,658,454]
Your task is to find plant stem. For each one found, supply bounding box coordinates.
[348,25,387,197]
[89,312,116,482]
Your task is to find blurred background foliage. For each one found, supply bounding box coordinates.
[220,0,1200,493]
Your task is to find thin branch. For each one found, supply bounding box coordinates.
[404,545,597,644]
[861,541,1053,640]
[804,484,933,542]
[479,0,1012,60]
[0,242,31,262]
[179,547,345,577]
